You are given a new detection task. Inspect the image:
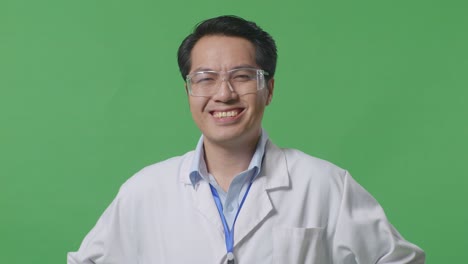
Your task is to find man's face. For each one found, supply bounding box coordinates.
[187,35,273,148]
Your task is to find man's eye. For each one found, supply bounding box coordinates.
[232,74,253,81]
[193,73,217,84]
[195,77,215,84]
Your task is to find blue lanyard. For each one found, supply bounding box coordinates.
[209,180,254,264]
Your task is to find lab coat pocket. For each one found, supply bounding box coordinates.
[272,226,324,264]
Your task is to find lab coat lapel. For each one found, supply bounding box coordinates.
[179,153,227,261]
[192,181,225,235]
[234,141,290,247]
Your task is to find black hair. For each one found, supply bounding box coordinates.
[177,15,277,81]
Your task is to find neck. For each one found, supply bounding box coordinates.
[203,133,260,192]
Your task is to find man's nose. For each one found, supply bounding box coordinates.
[212,79,238,102]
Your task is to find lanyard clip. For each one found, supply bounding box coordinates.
[227,252,235,264]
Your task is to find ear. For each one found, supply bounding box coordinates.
[265,78,274,106]
[184,83,189,95]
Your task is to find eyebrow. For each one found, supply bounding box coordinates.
[191,64,258,73]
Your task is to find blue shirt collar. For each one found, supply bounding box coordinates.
[189,129,269,188]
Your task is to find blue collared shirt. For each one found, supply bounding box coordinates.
[189,129,269,229]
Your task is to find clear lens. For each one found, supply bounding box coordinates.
[187,68,267,97]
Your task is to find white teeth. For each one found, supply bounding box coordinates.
[213,111,238,118]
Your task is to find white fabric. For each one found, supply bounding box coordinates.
[68,141,425,263]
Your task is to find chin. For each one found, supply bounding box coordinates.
[206,132,243,145]
[203,126,259,146]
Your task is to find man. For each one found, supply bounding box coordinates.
[68,15,425,263]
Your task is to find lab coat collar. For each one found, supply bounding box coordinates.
[257,140,290,190]
[179,139,290,191]
[188,129,270,188]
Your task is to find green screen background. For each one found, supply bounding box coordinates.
[1,0,467,263]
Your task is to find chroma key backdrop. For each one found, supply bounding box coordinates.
[1,0,467,263]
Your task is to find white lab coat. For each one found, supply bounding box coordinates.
[68,141,425,263]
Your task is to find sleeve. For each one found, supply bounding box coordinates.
[332,171,426,264]
[67,189,137,264]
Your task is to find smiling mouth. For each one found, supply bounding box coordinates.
[211,108,244,119]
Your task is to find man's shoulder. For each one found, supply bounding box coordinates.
[268,142,346,174]
[119,150,195,193]
[283,147,344,172]
[267,142,348,185]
